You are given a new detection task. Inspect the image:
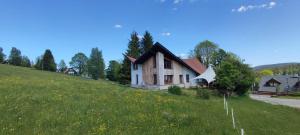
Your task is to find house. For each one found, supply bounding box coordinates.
[127,42,206,90]
[64,68,78,76]
[258,75,300,93]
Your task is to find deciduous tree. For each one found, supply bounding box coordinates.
[58,60,67,72]
[106,60,121,81]
[21,56,31,67]
[70,53,88,75]
[193,40,218,67]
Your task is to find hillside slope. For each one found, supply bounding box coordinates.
[0,64,300,135]
[253,62,300,71]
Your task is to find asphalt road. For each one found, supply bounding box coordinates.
[250,94,300,109]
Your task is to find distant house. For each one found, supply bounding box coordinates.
[127,42,206,90]
[64,68,78,75]
[259,75,300,93]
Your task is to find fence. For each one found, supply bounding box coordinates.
[224,95,245,135]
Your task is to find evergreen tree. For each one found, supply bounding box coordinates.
[106,60,121,81]
[8,47,22,66]
[21,56,31,67]
[141,31,154,54]
[58,60,67,72]
[0,47,5,63]
[120,32,141,84]
[42,49,56,72]
[88,48,105,80]
[69,53,88,75]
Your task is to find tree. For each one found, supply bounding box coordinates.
[88,48,105,80]
[34,56,43,70]
[141,31,154,54]
[0,47,5,63]
[70,53,88,75]
[58,60,67,72]
[21,56,31,67]
[193,40,218,67]
[106,60,121,81]
[215,55,255,96]
[120,31,141,84]
[211,49,227,68]
[8,47,22,66]
[42,49,56,72]
[259,69,273,76]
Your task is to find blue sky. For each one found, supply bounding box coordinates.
[0,0,299,67]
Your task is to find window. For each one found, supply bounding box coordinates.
[136,74,139,85]
[133,64,138,70]
[179,75,183,84]
[153,74,157,85]
[153,56,156,68]
[164,75,173,84]
[186,74,190,83]
[164,59,172,69]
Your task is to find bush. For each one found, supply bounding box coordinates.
[168,86,182,95]
[196,88,210,99]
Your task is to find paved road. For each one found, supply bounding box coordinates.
[250,94,300,109]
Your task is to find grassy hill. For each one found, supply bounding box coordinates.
[0,64,299,135]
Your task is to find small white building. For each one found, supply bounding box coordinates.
[127,42,206,90]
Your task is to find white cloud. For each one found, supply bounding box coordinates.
[173,0,183,4]
[161,32,171,36]
[232,1,276,13]
[114,24,122,28]
[178,53,188,59]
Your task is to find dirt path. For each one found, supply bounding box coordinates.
[250,94,300,109]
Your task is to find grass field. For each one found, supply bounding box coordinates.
[0,64,300,135]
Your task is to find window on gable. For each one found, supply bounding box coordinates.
[164,59,172,69]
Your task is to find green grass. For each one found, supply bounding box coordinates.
[0,64,300,135]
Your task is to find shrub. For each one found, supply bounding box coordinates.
[196,88,210,99]
[168,86,182,95]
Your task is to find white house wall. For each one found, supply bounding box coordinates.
[131,64,143,87]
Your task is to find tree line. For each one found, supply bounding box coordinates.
[0,47,105,80]
[1,31,255,96]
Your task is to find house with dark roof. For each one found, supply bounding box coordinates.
[126,42,206,89]
[259,75,300,93]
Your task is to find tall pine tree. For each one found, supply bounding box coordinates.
[42,49,57,72]
[8,47,22,66]
[141,31,154,54]
[120,31,141,84]
[88,48,105,80]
